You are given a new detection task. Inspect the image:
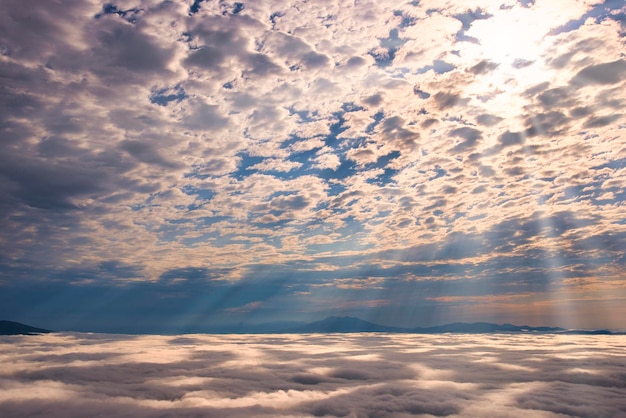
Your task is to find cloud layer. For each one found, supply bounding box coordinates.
[1,333,625,417]
[0,0,625,331]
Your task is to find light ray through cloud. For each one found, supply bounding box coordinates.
[0,0,625,333]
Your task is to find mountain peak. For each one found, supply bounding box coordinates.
[280,316,408,333]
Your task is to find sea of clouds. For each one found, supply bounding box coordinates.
[1,333,625,417]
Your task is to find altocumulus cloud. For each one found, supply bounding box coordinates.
[1,333,625,417]
[0,0,625,332]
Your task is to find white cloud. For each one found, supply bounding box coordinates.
[1,333,625,417]
[0,0,625,330]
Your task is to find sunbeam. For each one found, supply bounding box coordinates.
[0,0,625,335]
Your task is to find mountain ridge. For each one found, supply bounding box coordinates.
[279,316,619,335]
[279,315,409,333]
[2,317,620,335]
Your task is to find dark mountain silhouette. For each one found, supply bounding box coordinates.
[560,329,614,335]
[278,316,617,335]
[1,317,618,335]
[0,320,52,335]
[411,322,566,334]
[280,316,410,333]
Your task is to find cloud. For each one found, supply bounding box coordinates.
[90,18,178,76]
[0,0,625,333]
[433,91,468,109]
[0,333,624,417]
[498,130,525,148]
[467,59,499,74]
[571,59,626,86]
[449,127,482,152]
[475,113,502,126]
[120,140,183,169]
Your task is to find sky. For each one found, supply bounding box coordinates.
[0,0,625,333]
[1,333,625,417]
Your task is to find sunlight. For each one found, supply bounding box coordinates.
[467,7,548,68]
[456,6,561,124]
[2,0,626,351]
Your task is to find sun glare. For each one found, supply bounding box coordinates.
[468,8,548,68]
[476,16,541,66]
[457,6,560,121]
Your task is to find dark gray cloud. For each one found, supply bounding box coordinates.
[0,155,110,210]
[467,59,499,75]
[498,130,525,147]
[184,100,230,130]
[523,111,570,137]
[184,15,281,78]
[159,266,227,283]
[475,114,503,126]
[90,18,177,75]
[583,114,622,128]
[433,91,468,109]
[379,116,420,150]
[0,0,94,61]
[536,86,575,108]
[120,140,183,169]
[571,59,626,86]
[450,127,482,152]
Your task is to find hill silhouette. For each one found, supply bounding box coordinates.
[279,316,617,335]
[411,322,565,333]
[0,320,52,335]
[280,316,409,333]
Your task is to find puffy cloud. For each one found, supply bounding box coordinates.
[0,333,625,417]
[0,0,625,332]
[571,59,626,86]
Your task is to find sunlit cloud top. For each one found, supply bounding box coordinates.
[1,0,625,332]
[1,333,625,417]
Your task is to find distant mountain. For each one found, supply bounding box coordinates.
[411,322,566,334]
[278,316,617,335]
[560,329,614,335]
[1,317,617,335]
[280,316,410,333]
[0,320,52,335]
